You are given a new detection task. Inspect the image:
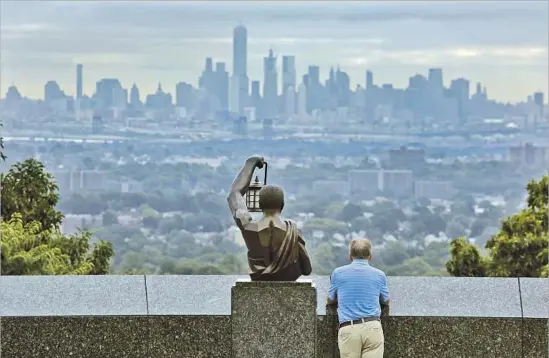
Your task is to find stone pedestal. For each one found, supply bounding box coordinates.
[231,280,317,358]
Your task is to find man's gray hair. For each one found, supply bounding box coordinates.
[349,238,372,259]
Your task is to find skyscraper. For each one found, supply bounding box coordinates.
[76,64,83,99]
[229,75,240,114]
[232,25,249,114]
[449,78,470,123]
[130,83,141,107]
[297,82,307,117]
[282,55,296,96]
[44,81,64,103]
[215,62,229,110]
[428,68,444,97]
[233,26,247,77]
[366,70,373,90]
[250,80,261,113]
[285,86,296,117]
[263,49,278,119]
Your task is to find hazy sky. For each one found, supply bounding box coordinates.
[1,1,547,102]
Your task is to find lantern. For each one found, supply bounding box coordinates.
[246,162,268,212]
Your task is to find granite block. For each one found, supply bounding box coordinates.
[232,280,317,358]
[522,318,548,358]
[385,276,522,317]
[316,305,338,358]
[148,315,231,358]
[308,276,522,317]
[519,278,549,318]
[383,316,522,358]
[0,275,147,316]
[146,274,247,315]
[0,316,149,358]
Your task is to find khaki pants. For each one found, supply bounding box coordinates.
[338,320,384,358]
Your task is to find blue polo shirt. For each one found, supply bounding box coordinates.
[328,259,390,323]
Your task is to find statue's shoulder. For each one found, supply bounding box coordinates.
[282,218,303,235]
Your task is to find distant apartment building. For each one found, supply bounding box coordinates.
[348,170,381,198]
[509,143,547,168]
[52,170,106,193]
[382,170,414,198]
[312,180,348,197]
[414,180,455,200]
[61,214,103,235]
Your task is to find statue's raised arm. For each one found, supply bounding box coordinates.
[227,155,264,230]
[227,156,313,281]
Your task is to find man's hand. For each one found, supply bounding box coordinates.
[246,155,265,169]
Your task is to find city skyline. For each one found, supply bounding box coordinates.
[1,1,547,102]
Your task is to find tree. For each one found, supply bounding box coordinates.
[1,213,114,275]
[446,175,548,277]
[1,159,64,230]
[338,203,364,222]
[0,122,5,161]
[387,257,433,276]
[102,210,119,226]
[379,241,410,266]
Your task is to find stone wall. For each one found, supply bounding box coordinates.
[0,275,547,358]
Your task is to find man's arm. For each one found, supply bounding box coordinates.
[298,231,312,275]
[379,272,390,307]
[327,271,338,306]
[227,156,263,229]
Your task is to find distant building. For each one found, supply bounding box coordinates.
[95,78,126,110]
[52,170,106,193]
[414,180,454,200]
[282,55,296,96]
[61,214,102,235]
[233,116,248,136]
[348,170,380,198]
[243,107,256,122]
[297,82,308,117]
[509,143,547,168]
[76,64,83,99]
[382,170,414,198]
[229,75,241,114]
[175,82,195,112]
[233,25,249,114]
[263,49,278,119]
[44,80,65,103]
[92,114,103,134]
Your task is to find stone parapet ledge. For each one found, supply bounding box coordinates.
[0,275,547,358]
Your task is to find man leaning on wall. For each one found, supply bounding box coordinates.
[327,238,390,358]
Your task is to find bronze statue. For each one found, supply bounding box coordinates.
[227,156,312,281]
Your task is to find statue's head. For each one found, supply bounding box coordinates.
[258,184,285,214]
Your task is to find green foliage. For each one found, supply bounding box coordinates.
[387,257,433,276]
[1,159,64,230]
[0,122,5,161]
[447,175,548,277]
[1,213,114,275]
[446,237,488,277]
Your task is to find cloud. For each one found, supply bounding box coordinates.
[342,46,548,68]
